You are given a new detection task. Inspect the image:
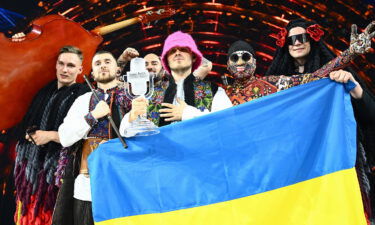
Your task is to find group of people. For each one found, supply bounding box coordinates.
[7,18,375,225]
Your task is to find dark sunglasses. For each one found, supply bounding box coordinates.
[287,33,310,45]
[229,51,253,63]
[168,47,192,55]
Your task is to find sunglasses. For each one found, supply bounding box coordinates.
[167,47,192,56]
[229,51,253,63]
[287,33,310,46]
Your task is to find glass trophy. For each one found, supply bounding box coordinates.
[123,57,159,136]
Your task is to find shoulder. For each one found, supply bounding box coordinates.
[73,92,92,104]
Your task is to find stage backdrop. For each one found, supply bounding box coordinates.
[89,78,365,225]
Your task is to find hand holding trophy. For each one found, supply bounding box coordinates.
[123,57,160,136]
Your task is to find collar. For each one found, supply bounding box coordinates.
[96,85,119,94]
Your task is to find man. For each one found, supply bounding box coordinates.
[13,46,86,225]
[144,53,164,77]
[53,50,131,225]
[266,18,375,223]
[120,31,231,136]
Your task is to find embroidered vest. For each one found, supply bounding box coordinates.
[148,75,216,126]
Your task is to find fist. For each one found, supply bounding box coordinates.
[91,101,110,119]
[329,70,353,83]
[329,70,363,99]
[119,48,140,62]
[129,97,148,122]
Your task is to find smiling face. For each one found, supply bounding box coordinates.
[227,51,256,79]
[145,53,163,76]
[56,52,82,88]
[91,53,119,84]
[288,27,311,60]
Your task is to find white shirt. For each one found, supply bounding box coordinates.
[58,92,110,202]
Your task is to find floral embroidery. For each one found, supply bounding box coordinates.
[87,87,131,138]
[226,49,354,105]
[148,78,214,126]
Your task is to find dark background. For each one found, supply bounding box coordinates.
[0,1,374,224]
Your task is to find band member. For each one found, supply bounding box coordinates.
[266,19,375,223]
[14,46,87,225]
[53,51,131,225]
[121,31,232,136]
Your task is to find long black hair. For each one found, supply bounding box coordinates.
[267,18,375,222]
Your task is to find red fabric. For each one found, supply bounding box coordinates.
[0,142,4,154]
[306,24,325,41]
[15,196,52,225]
[275,28,287,47]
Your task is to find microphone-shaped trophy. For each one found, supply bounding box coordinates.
[124,57,159,136]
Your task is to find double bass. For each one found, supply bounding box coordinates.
[0,8,176,130]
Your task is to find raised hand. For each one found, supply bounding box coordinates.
[118,47,140,63]
[349,21,375,54]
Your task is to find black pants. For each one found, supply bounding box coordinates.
[73,199,94,225]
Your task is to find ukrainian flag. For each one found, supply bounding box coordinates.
[89,79,366,225]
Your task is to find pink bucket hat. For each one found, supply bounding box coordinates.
[161,31,203,74]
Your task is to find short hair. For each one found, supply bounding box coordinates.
[94,50,116,60]
[59,45,83,61]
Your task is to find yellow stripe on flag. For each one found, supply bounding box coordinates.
[97,168,366,225]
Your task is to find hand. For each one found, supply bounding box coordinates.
[129,97,148,122]
[193,57,212,80]
[349,21,375,55]
[25,130,59,145]
[329,70,363,99]
[118,47,140,62]
[11,32,26,42]
[99,140,108,145]
[91,101,110,119]
[159,98,187,122]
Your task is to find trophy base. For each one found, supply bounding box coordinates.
[127,117,160,136]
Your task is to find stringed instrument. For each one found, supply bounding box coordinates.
[0,8,176,130]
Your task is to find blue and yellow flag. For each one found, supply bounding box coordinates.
[89,79,366,225]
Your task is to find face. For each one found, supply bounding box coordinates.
[227,51,256,79]
[288,27,311,60]
[91,53,119,84]
[56,53,82,87]
[167,47,194,73]
[144,53,163,76]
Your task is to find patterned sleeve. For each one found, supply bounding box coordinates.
[264,49,356,91]
[312,49,355,77]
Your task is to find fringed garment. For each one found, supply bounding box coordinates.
[14,80,88,225]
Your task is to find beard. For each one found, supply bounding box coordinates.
[228,62,256,79]
[95,72,116,84]
[170,65,191,75]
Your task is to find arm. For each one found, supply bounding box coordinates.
[269,22,375,89]
[58,94,92,147]
[182,87,232,120]
[117,47,139,70]
[193,57,213,80]
[313,22,375,77]
[352,90,375,125]
[27,130,60,145]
